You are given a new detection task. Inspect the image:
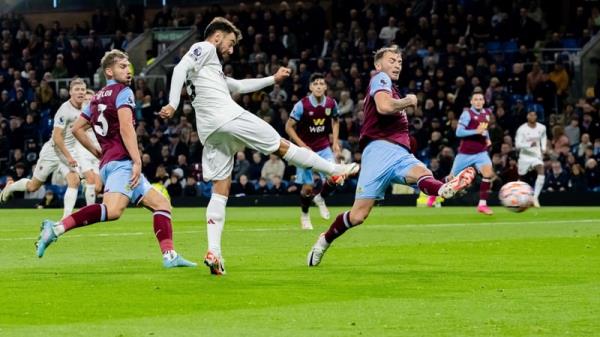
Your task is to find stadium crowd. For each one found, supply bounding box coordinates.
[1,0,600,201]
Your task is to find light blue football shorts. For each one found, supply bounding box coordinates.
[450,152,492,177]
[100,160,152,204]
[355,140,425,200]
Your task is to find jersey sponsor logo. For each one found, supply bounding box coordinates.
[313,118,326,126]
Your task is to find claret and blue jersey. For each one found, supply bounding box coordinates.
[81,79,151,202]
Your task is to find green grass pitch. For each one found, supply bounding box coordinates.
[0,206,599,337]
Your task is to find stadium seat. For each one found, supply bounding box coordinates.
[486,41,501,53]
[561,38,578,49]
[503,41,518,53]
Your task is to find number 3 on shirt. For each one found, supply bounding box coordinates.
[94,104,108,136]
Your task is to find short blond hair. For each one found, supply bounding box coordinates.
[69,77,86,89]
[86,89,95,95]
[100,49,129,71]
[374,45,401,63]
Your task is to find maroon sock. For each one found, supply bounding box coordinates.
[480,178,491,201]
[324,211,353,243]
[300,193,312,213]
[319,180,335,198]
[417,175,444,196]
[153,210,174,253]
[61,204,107,232]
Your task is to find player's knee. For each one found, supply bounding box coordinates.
[349,210,368,226]
[301,186,313,196]
[26,180,41,192]
[105,204,125,220]
[156,198,172,212]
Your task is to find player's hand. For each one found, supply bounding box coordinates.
[273,67,291,83]
[130,161,141,188]
[159,105,175,119]
[404,94,418,107]
[67,157,78,168]
[476,122,488,135]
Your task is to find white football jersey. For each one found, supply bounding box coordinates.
[515,122,547,159]
[52,100,82,152]
[180,41,246,143]
[76,128,100,156]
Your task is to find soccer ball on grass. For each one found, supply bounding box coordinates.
[499,181,533,212]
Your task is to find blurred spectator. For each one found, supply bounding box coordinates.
[233,151,250,181]
[261,154,285,183]
[545,161,569,192]
[585,159,600,192]
[564,116,580,146]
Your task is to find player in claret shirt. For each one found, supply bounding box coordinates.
[286,73,343,230]
[306,45,476,267]
[34,49,196,269]
[429,90,495,215]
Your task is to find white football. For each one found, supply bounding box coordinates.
[499,181,534,212]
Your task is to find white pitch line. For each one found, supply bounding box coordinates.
[0,219,597,242]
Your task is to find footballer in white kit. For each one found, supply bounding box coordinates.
[160,17,359,275]
[515,111,547,207]
[75,89,102,204]
[1,78,90,217]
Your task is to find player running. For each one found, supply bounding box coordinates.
[34,50,196,268]
[160,17,359,275]
[1,78,88,217]
[428,90,495,215]
[76,88,103,205]
[306,45,475,267]
[286,73,341,230]
[515,111,547,207]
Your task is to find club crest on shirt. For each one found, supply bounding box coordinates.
[309,110,314,116]
[325,108,331,116]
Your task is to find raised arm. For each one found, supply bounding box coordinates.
[167,56,195,112]
[227,66,291,95]
[160,42,210,119]
[373,92,417,115]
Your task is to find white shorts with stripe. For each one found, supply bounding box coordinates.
[202,112,281,182]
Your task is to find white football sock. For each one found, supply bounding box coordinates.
[283,143,336,175]
[478,199,487,206]
[7,178,30,192]
[63,187,78,218]
[85,184,96,205]
[206,193,228,257]
[534,175,545,199]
